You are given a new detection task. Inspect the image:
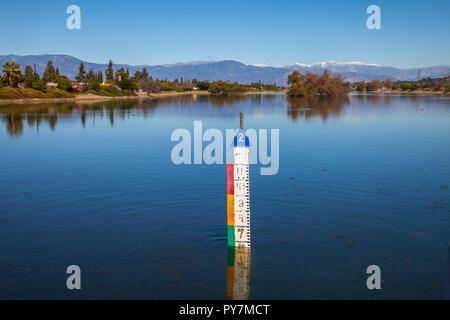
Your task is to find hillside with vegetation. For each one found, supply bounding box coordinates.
[1,59,284,100]
[1,54,449,84]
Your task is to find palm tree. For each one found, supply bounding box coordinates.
[2,62,22,87]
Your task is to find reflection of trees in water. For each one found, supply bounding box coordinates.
[287,96,349,121]
[354,93,433,108]
[383,95,392,106]
[4,113,24,137]
[208,94,248,107]
[48,108,58,131]
[2,96,241,136]
[1,103,76,136]
[363,94,392,106]
[80,109,87,128]
[0,99,166,136]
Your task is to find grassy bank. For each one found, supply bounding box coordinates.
[0,89,211,105]
[0,87,75,99]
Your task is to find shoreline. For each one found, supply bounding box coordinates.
[0,89,448,105]
[351,89,448,95]
[0,90,211,105]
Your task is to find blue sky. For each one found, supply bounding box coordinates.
[1,0,449,67]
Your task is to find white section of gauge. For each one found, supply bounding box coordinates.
[233,146,250,248]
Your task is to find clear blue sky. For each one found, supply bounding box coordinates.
[1,0,449,67]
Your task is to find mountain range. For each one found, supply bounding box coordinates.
[1,54,448,85]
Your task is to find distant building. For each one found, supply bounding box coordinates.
[46,82,58,88]
[17,82,26,89]
[71,82,85,92]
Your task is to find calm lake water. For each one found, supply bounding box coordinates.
[0,93,449,299]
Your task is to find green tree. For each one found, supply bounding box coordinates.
[42,60,58,82]
[33,65,40,82]
[132,70,142,81]
[86,68,96,82]
[115,67,125,83]
[57,76,73,92]
[24,65,34,87]
[106,60,114,83]
[31,79,47,92]
[132,68,150,81]
[97,71,103,83]
[400,82,411,91]
[2,61,22,87]
[75,62,86,82]
[157,80,174,91]
[196,80,210,90]
[118,78,138,91]
[208,80,246,95]
[356,82,365,92]
[142,67,149,80]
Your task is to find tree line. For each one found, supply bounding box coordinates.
[286,70,450,96]
[353,77,450,93]
[1,60,71,93]
[1,58,288,99]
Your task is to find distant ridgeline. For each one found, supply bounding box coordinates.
[2,56,448,100]
[0,54,449,85]
[0,59,283,98]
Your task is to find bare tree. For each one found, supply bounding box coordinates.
[138,78,161,95]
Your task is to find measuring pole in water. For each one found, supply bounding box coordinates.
[227,110,250,248]
[226,111,251,299]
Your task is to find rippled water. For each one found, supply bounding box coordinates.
[0,93,449,299]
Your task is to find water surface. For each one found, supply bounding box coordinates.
[0,93,449,299]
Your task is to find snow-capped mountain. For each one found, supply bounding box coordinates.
[0,54,448,85]
[288,61,382,68]
[286,61,449,82]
